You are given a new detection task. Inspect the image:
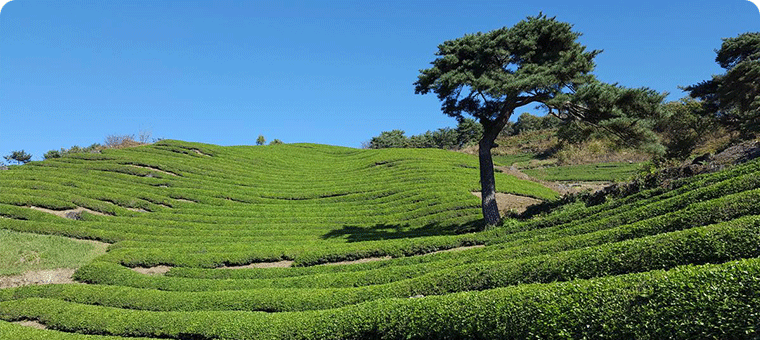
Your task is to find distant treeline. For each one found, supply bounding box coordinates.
[366,114,562,150]
[367,100,725,162]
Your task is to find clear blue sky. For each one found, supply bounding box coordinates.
[1,0,759,161]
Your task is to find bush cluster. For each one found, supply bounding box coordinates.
[367,118,483,149]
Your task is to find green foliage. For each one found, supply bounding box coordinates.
[512,113,562,135]
[556,120,596,144]
[686,32,760,136]
[44,144,103,160]
[0,320,153,339]
[657,98,715,160]
[368,119,483,150]
[4,150,32,165]
[514,112,542,133]
[269,139,284,145]
[556,82,667,155]
[1,141,759,339]
[368,130,407,148]
[2,258,760,339]
[522,162,642,182]
[0,230,105,276]
[256,135,266,146]
[414,14,599,125]
[0,140,554,269]
[492,153,535,167]
[415,14,665,224]
[430,127,458,149]
[455,118,483,147]
[43,150,61,159]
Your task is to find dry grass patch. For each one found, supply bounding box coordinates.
[0,268,77,288]
[13,320,47,330]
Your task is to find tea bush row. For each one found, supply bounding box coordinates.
[44,215,760,309]
[2,258,759,339]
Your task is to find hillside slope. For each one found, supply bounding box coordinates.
[0,140,554,268]
[1,140,759,339]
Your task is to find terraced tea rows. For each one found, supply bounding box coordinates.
[1,140,759,339]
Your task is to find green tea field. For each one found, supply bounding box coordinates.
[1,140,759,339]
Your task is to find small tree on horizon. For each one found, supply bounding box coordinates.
[368,130,407,149]
[256,135,266,146]
[415,14,665,226]
[4,150,32,165]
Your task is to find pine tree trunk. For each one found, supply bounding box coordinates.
[478,131,501,226]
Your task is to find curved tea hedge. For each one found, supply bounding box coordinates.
[1,140,759,339]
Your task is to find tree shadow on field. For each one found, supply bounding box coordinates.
[322,220,485,242]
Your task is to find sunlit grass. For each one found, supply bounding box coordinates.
[0,229,106,276]
[522,162,643,182]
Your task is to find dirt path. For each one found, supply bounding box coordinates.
[192,149,211,157]
[128,164,180,176]
[471,192,542,214]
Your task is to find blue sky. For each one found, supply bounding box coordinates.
[1,0,759,161]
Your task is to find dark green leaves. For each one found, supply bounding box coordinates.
[686,32,760,136]
[415,14,598,123]
[566,83,666,152]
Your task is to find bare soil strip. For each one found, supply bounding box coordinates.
[425,244,485,254]
[217,244,489,270]
[553,181,612,195]
[221,261,295,269]
[29,206,108,218]
[470,192,542,214]
[321,245,486,266]
[132,265,172,275]
[128,164,180,176]
[175,198,196,203]
[0,268,77,289]
[192,149,211,156]
[13,320,47,330]
[125,207,149,213]
[320,256,393,266]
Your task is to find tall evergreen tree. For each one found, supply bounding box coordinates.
[415,15,664,225]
